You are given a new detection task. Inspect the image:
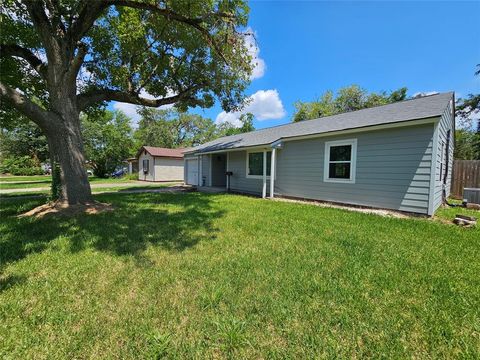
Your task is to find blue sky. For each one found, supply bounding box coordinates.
[114,1,480,129]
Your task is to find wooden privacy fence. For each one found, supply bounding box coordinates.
[451,160,480,198]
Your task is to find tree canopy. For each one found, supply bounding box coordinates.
[292,85,408,122]
[219,112,255,136]
[82,110,135,177]
[0,0,253,204]
[135,108,220,149]
[0,119,49,165]
[453,64,480,159]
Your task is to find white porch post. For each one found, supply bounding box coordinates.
[270,148,276,199]
[226,152,230,190]
[262,150,267,198]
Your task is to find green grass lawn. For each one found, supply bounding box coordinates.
[0,175,145,190]
[0,193,479,358]
[0,175,51,182]
[0,183,177,199]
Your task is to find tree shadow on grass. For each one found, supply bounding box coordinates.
[0,192,224,275]
[0,274,26,293]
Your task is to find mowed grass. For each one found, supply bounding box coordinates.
[0,193,479,358]
[0,175,146,190]
[0,183,176,198]
[0,175,51,182]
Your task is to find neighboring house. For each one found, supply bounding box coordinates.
[184,92,455,216]
[126,157,138,174]
[137,146,184,182]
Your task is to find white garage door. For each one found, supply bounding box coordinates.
[186,158,198,185]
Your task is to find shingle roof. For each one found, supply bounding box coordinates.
[139,146,184,158]
[187,92,453,154]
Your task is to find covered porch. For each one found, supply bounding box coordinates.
[190,145,281,199]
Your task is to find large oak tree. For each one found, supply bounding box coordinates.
[0,0,252,204]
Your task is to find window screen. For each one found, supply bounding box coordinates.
[247,151,271,176]
[328,144,352,179]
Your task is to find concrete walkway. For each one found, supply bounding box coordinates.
[0,185,193,200]
[0,181,181,194]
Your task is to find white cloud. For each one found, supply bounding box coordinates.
[412,91,439,98]
[112,89,175,125]
[215,89,286,127]
[245,28,266,80]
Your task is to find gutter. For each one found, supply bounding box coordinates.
[185,116,441,156]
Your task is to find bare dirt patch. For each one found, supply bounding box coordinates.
[273,197,412,219]
[18,200,114,218]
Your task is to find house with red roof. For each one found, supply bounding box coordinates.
[136,146,184,182]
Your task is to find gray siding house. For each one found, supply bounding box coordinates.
[184,92,454,216]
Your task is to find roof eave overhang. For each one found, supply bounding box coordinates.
[184,116,441,156]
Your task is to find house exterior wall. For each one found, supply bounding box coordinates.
[153,157,184,181]
[201,154,210,186]
[275,123,435,214]
[227,150,272,196]
[432,99,455,213]
[138,152,155,181]
[138,152,183,181]
[223,123,435,214]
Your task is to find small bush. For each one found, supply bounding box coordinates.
[124,173,138,180]
[0,156,44,175]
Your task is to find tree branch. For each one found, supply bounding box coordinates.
[23,0,58,58]
[0,81,52,129]
[77,85,201,111]
[0,44,48,79]
[68,1,111,44]
[65,42,88,83]
[113,0,231,64]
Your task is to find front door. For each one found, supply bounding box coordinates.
[211,154,227,187]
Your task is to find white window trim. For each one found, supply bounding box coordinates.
[246,149,271,179]
[323,139,357,184]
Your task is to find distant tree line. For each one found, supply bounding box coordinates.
[291,85,408,122]
[454,65,480,160]
[0,108,255,178]
[3,79,478,178]
[291,82,479,160]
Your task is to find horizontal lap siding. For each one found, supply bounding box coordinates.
[433,100,454,212]
[228,151,271,195]
[275,124,435,214]
[201,155,210,186]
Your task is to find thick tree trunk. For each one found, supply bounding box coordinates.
[44,98,93,205]
[45,120,92,204]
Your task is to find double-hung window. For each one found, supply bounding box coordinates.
[246,151,271,178]
[324,139,357,183]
